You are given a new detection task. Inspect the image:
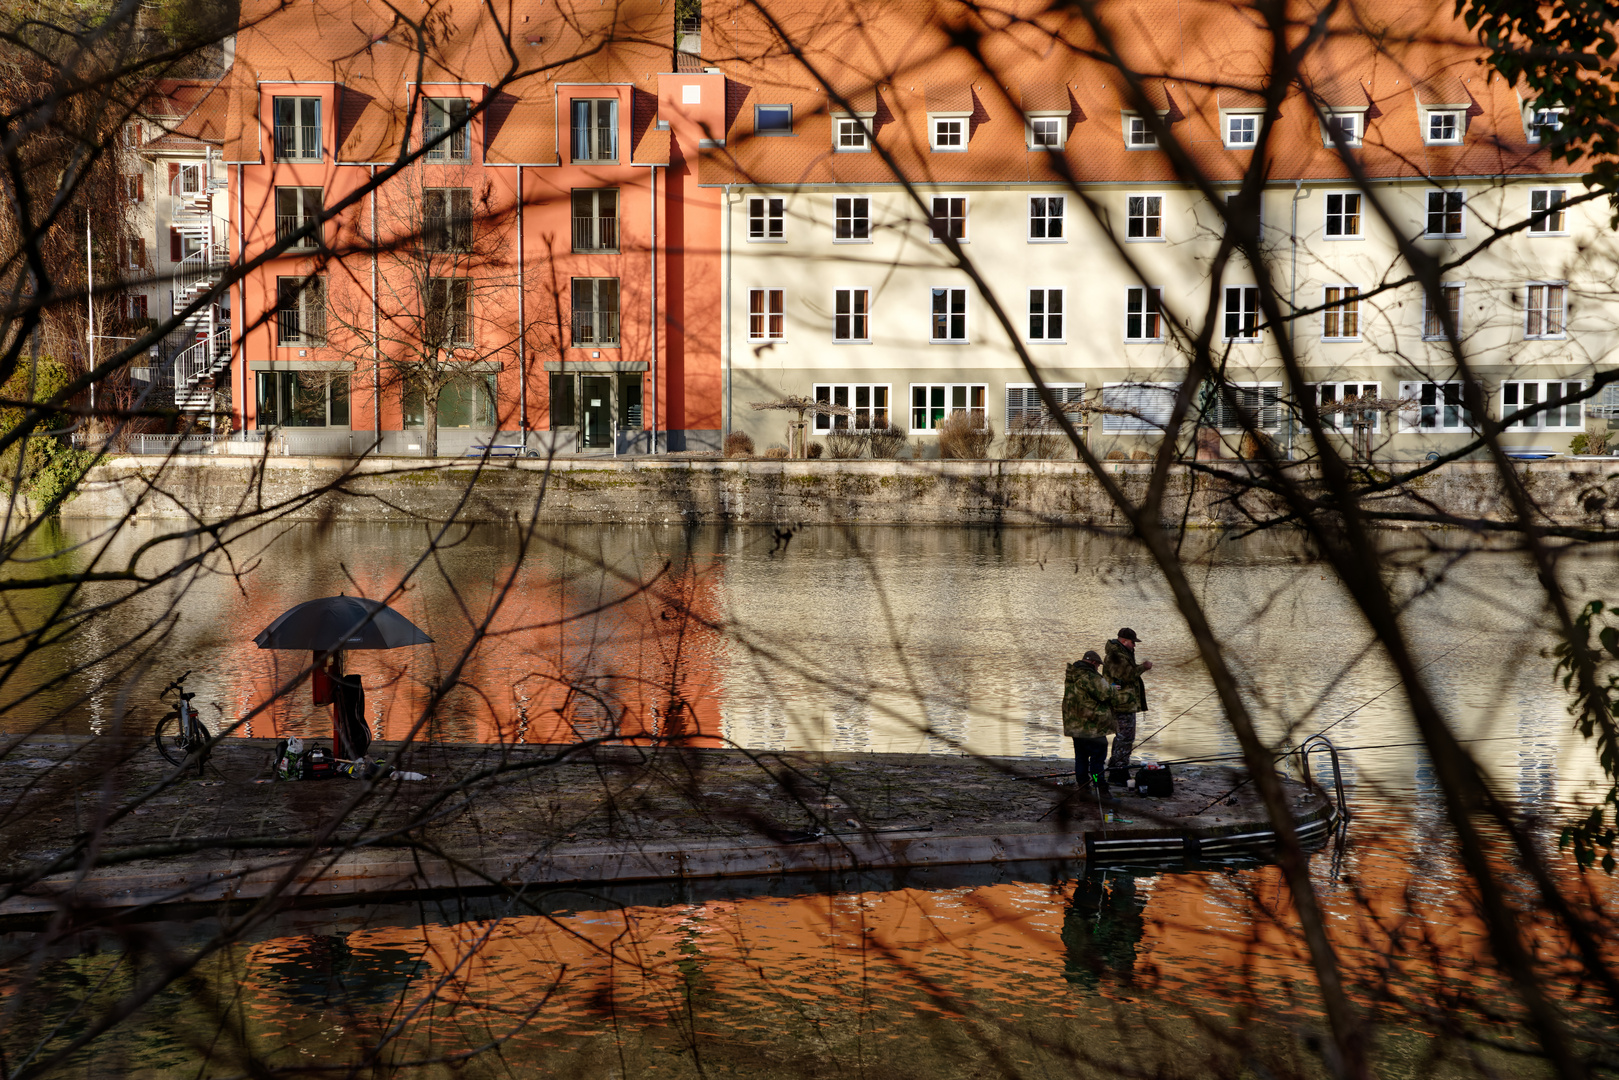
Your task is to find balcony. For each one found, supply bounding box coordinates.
[277,309,326,346]
[571,310,620,347]
[274,125,322,161]
[572,214,618,252]
[275,215,321,250]
[424,123,469,161]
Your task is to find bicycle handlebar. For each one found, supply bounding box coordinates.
[161,670,193,696]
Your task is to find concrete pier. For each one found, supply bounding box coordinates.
[0,736,1336,919]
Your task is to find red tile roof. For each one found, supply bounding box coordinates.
[696,0,1582,188]
[226,0,671,165]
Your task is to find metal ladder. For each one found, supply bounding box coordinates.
[1298,734,1351,823]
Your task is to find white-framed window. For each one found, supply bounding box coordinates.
[1324,192,1361,237]
[748,288,784,341]
[1528,107,1563,143]
[1101,382,1176,432]
[931,117,966,151]
[1398,381,1473,432]
[748,196,785,241]
[1524,282,1567,338]
[1006,384,1085,429]
[814,384,890,430]
[1223,285,1261,341]
[1029,196,1064,240]
[1125,286,1163,341]
[930,287,966,342]
[1027,115,1065,150]
[1425,191,1465,237]
[911,383,986,430]
[1502,380,1582,430]
[1529,188,1567,234]
[835,196,870,241]
[1425,110,1462,144]
[833,288,869,342]
[930,196,966,242]
[1124,113,1157,148]
[1127,194,1163,240]
[1422,283,1463,339]
[276,275,327,345]
[1212,383,1282,431]
[755,104,793,136]
[1315,382,1382,432]
[1323,112,1361,147]
[1028,289,1063,342]
[1225,113,1260,147]
[1322,285,1361,340]
[834,116,870,151]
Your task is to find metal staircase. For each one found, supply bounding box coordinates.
[168,154,230,412]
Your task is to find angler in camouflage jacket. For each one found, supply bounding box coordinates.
[1063,651,1114,787]
[1103,629,1151,772]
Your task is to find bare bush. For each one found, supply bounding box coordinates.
[826,429,864,458]
[724,431,755,457]
[1004,421,1064,460]
[806,440,824,459]
[937,411,994,459]
[762,445,789,459]
[867,425,906,459]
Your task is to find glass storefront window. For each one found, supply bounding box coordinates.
[257,371,349,427]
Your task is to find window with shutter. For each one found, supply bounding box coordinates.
[1005,384,1084,429]
[1101,383,1177,433]
[1214,384,1282,431]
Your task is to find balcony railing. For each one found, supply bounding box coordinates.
[424,124,469,160]
[278,308,325,346]
[274,125,322,160]
[276,214,320,250]
[572,214,618,252]
[571,310,620,347]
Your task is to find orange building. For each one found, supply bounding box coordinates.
[223,0,726,455]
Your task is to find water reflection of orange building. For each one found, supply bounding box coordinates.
[224,815,1619,1073]
[226,526,724,748]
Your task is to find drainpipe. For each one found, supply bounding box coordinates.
[517,164,527,440]
[650,164,658,454]
[722,183,732,442]
[371,164,380,447]
[1288,178,1305,461]
[237,163,245,432]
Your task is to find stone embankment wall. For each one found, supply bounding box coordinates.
[58,455,1619,529]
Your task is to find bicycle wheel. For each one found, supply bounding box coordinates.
[153,713,189,767]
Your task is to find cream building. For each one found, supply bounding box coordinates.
[699,0,1619,459]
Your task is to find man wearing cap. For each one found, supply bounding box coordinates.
[1103,628,1152,775]
[1062,650,1114,791]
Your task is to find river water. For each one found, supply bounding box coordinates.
[2,520,1615,1076]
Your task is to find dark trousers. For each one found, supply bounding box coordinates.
[1072,737,1107,785]
[1108,711,1137,770]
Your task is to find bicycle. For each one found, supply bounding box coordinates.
[153,670,211,775]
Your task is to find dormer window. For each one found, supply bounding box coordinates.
[571,98,618,162]
[755,105,793,136]
[1223,112,1262,148]
[1026,115,1065,150]
[1528,107,1564,143]
[425,98,471,161]
[1124,113,1157,148]
[833,115,871,152]
[931,117,967,151]
[1322,111,1361,147]
[1426,110,1462,144]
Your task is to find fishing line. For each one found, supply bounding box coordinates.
[1133,688,1218,752]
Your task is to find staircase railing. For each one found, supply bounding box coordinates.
[172,324,231,405]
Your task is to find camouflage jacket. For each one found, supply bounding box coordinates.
[1062,661,1116,737]
[1103,638,1148,713]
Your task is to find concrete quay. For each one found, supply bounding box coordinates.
[0,737,1335,919]
[54,454,1619,529]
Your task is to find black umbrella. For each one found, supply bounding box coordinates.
[253,595,433,651]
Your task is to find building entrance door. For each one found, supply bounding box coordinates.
[581,375,613,449]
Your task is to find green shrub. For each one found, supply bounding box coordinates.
[0,357,100,515]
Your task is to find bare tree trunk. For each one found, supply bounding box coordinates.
[421,384,440,458]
